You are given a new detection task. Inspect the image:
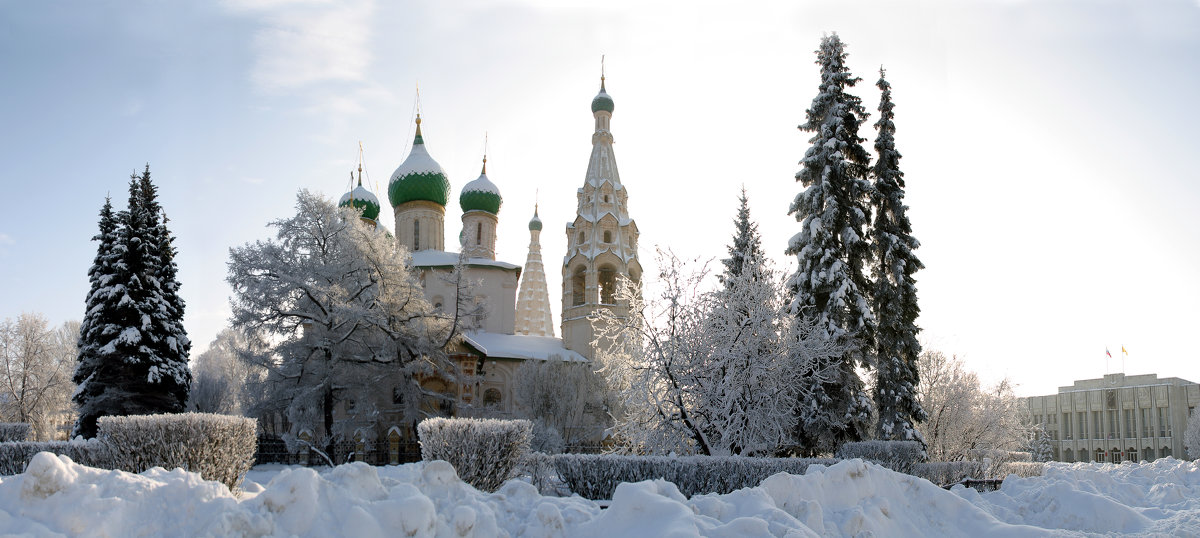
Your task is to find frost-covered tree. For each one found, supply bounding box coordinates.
[916,349,1026,462]
[513,358,607,447]
[1185,411,1200,460]
[1028,423,1053,463]
[869,68,927,444]
[0,314,77,440]
[228,190,466,455]
[786,34,876,455]
[594,249,838,456]
[73,170,191,438]
[188,328,267,416]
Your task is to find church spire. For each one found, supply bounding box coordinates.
[516,204,553,337]
[562,73,642,359]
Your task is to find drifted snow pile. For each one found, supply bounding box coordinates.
[2,453,1200,537]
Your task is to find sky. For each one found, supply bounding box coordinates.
[1,0,1198,397]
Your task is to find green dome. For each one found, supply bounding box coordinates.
[388,120,451,208]
[591,83,614,114]
[460,167,502,215]
[339,183,381,221]
[528,207,542,231]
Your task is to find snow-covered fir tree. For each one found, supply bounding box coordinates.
[786,34,876,455]
[135,166,191,377]
[1028,423,1053,463]
[719,187,768,288]
[869,68,928,445]
[73,169,191,438]
[73,196,118,437]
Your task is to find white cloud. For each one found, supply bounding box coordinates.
[222,0,375,93]
[0,233,13,246]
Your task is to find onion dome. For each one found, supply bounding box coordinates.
[528,205,542,231]
[591,77,614,114]
[388,116,450,208]
[339,177,381,221]
[459,156,502,215]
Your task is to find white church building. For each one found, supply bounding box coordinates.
[321,77,640,456]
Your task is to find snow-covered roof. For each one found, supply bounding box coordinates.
[390,141,445,179]
[338,185,379,207]
[409,249,520,271]
[462,332,587,362]
[461,173,499,196]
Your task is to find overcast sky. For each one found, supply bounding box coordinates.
[2,0,1198,397]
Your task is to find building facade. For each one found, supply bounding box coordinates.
[1020,373,1200,463]
[308,77,635,457]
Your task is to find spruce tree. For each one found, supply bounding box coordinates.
[786,34,876,455]
[720,186,768,288]
[73,167,190,438]
[73,197,120,437]
[869,68,927,444]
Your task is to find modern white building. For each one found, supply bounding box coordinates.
[1020,373,1200,463]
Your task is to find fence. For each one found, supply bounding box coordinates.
[253,435,421,467]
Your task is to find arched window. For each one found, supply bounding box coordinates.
[603,194,610,203]
[598,266,617,304]
[388,427,402,465]
[577,231,584,244]
[484,388,502,407]
[1063,448,1073,463]
[476,222,482,245]
[571,267,586,306]
[413,220,420,251]
[603,230,612,243]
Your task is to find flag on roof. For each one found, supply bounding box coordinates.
[1122,345,1128,355]
[1106,348,1112,359]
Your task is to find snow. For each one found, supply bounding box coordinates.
[338,185,379,207]
[409,249,520,271]
[3,454,1200,536]
[390,141,445,180]
[461,173,500,196]
[463,332,586,362]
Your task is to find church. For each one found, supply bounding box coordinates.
[319,76,642,458]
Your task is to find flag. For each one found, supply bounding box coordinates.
[1106,348,1112,358]
[1122,346,1128,355]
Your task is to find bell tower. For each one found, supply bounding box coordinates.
[562,74,642,359]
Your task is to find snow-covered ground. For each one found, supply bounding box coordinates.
[1,453,1198,537]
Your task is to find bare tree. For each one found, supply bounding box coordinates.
[188,327,267,415]
[916,349,1026,461]
[513,358,607,447]
[0,314,77,440]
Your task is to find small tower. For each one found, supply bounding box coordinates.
[389,115,450,251]
[562,73,642,359]
[516,205,554,337]
[459,155,502,259]
[339,153,382,227]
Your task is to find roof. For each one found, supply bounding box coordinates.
[462,332,587,362]
[409,249,520,271]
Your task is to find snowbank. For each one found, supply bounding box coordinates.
[1,453,1199,537]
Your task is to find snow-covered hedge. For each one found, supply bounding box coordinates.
[547,454,840,500]
[418,417,533,492]
[835,441,925,474]
[98,412,257,491]
[0,423,31,443]
[0,439,111,475]
[912,460,1045,486]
